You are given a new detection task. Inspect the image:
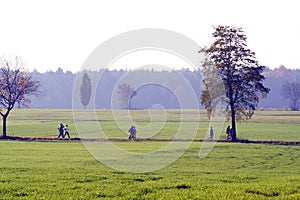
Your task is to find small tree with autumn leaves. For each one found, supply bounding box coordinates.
[0,56,41,138]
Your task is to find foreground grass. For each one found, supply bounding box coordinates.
[0,109,299,199]
[0,141,299,199]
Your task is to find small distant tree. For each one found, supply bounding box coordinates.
[0,56,41,138]
[281,81,300,111]
[200,26,270,141]
[118,83,137,109]
[80,72,92,109]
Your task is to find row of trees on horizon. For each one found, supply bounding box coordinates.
[28,65,300,110]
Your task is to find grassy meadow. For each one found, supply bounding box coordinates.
[0,109,299,199]
[0,109,300,141]
[2,109,300,141]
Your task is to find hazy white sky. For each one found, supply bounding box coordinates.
[0,0,299,72]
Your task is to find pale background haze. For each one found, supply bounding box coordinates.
[0,0,299,72]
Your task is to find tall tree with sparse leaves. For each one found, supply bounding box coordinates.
[80,72,92,109]
[281,81,300,111]
[200,26,270,141]
[0,56,41,138]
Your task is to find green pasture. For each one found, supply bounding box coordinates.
[0,141,299,199]
[2,109,300,141]
[0,109,299,199]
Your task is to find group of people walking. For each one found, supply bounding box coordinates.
[128,125,233,141]
[57,123,70,138]
[208,125,233,140]
[56,123,234,140]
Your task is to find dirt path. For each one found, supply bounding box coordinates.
[0,136,299,146]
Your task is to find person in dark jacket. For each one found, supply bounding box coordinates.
[58,123,64,138]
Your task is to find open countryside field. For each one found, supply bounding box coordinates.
[0,109,299,199]
[3,109,300,141]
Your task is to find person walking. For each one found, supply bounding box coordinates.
[209,126,214,140]
[226,125,230,139]
[132,126,136,140]
[64,124,70,138]
[57,123,64,138]
[128,125,137,140]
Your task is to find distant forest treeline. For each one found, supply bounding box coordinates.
[29,65,300,109]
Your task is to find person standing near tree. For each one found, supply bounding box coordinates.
[226,125,230,137]
[226,125,232,140]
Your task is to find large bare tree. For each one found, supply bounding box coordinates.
[200,26,270,141]
[0,56,41,138]
[117,83,137,109]
[281,81,300,111]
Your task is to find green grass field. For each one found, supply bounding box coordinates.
[3,109,300,141]
[0,109,299,199]
[0,141,299,199]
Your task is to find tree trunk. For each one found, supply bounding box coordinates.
[291,100,297,111]
[2,116,7,138]
[129,98,132,110]
[230,103,237,141]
